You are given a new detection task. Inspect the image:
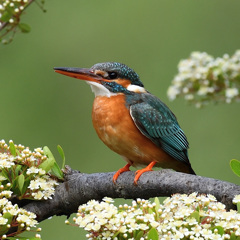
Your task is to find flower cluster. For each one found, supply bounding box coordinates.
[73,193,240,240]
[0,139,64,239]
[0,189,41,239]
[0,0,45,44]
[167,50,240,107]
[0,0,28,25]
[0,140,59,200]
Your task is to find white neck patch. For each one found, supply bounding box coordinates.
[86,81,118,97]
[127,84,146,93]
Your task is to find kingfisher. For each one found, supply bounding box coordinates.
[54,62,196,184]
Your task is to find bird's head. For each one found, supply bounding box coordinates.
[54,62,146,97]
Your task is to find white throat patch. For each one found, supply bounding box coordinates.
[86,81,118,97]
[127,84,146,93]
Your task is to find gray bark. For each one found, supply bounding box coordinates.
[23,168,240,222]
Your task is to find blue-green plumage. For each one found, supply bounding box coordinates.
[102,81,132,94]
[127,93,190,165]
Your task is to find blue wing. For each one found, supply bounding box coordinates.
[128,93,190,165]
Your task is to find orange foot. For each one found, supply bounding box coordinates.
[134,161,157,185]
[113,163,132,184]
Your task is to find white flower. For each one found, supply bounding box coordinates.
[0,198,8,207]
[35,234,41,239]
[119,225,127,233]
[31,191,44,200]
[102,231,113,239]
[38,168,46,175]
[186,218,198,226]
[0,153,15,168]
[233,195,240,204]
[34,148,43,153]
[168,50,240,106]
[1,191,13,198]
[150,220,159,228]
[27,167,39,175]
[103,197,114,203]
[28,179,41,190]
[0,176,7,181]
[92,223,101,231]
[167,86,180,100]
[73,193,240,239]
[138,223,149,230]
[225,88,239,99]
[200,228,212,238]
[0,217,8,225]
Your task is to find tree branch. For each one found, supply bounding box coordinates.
[23,168,240,222]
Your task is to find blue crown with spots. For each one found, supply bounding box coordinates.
[91,62,144,87]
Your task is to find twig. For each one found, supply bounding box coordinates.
[0,0,35,37]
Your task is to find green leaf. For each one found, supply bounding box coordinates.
[148,208,153,214]
[0,11,12,22]
[112,231,120,238]
[203,206,208,211]
[154,197,160,219]
[1,169,10,181]
[230,159,240,177]
[21,178,30,195]
[0,212,13,235]
[230,232,236,240]
[51,162,64,179]
[9,141,16,156]
[17,174,25,194]
[154,197,160,211]
[190,211,200,222]
[15,164,22,176]
[3,212,13,223]
[18,23,31,33]
[12,178,18,191]
[16,149,21,156]
[0,226,8,236]
[211,226,224,235]
[147,228,158,240]
[237,202,240,213]
[39,146,56,172]
[57,145,66,169]
[135,231,144,240]
[0,175,7,182]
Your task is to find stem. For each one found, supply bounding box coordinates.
[34,0,46,12]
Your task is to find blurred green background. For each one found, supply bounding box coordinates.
[1,0,240,239]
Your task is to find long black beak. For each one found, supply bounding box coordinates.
[54,67,110,83]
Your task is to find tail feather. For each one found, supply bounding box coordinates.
[188,165,196,175]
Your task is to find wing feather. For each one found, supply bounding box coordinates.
[129,93,190,164]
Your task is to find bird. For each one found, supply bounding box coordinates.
[54,62,196,184]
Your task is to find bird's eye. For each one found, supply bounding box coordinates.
[108,72,118,79]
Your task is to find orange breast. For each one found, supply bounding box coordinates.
[92,95,189,173]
